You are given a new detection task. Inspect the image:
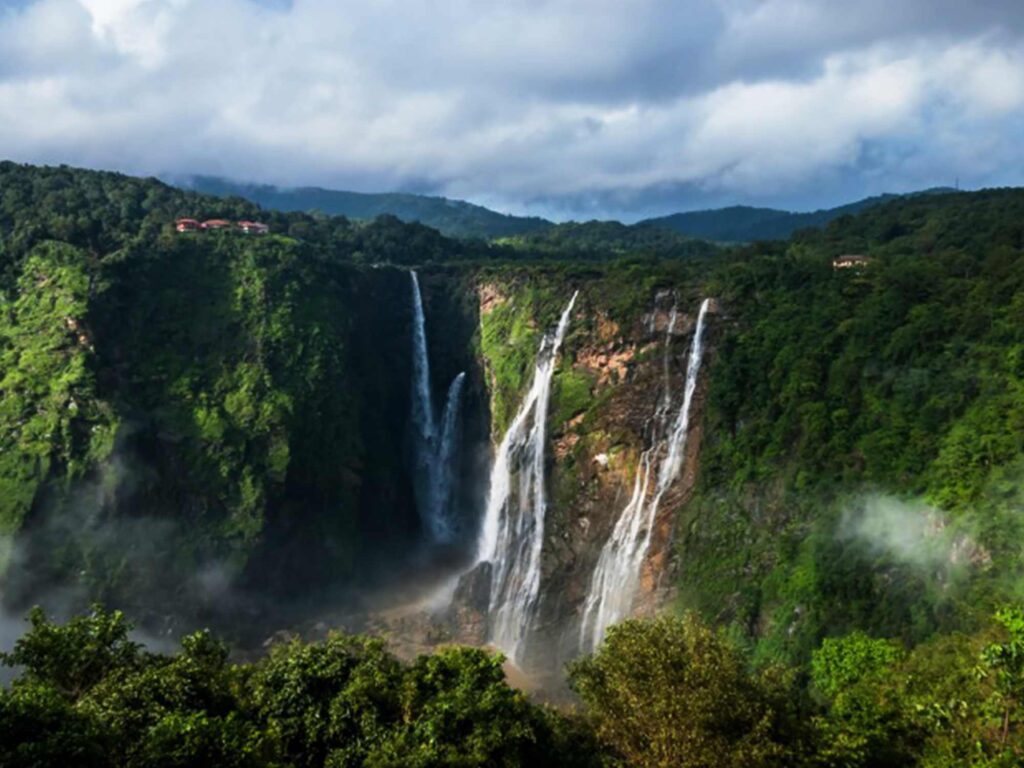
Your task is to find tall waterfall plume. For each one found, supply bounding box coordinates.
[409,270,466,544]
[476,292,579,664]
[579,298,712,653]
[435,371,467,536]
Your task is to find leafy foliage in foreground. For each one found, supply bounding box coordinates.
[0,606,598,768]
[569,615,796,768]
[6,607,1024,767]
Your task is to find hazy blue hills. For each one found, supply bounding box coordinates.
[638,189,956,242]
[178,174,958,244]
[179,175,554,240]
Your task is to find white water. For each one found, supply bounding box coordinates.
[434,371,466,540]
[579,298,711,653]
[476,292,579,664]
[409,271,466,544]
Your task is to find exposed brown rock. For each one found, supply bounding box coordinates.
[595,313,620,342]
[576,343,636,385]
[356,289,719,683]
[477,283,507,316]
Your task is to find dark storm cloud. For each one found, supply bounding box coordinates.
[0,0,1022,218]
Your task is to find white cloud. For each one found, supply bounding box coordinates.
[0,0,1022,217]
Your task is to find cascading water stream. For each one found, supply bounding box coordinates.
[475,292,579,664]
[434,371,466,540]
[579,298,712,653]
[409,270,466,544]
[410,271,435,448]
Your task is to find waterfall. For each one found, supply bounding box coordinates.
[410,271,435,446]
[579,298,711,653]
[476,292,578,664]
[409,270,466,544]
[434,371,467,540]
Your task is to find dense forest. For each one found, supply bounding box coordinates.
[3,162,1024,765]
[684,188,1024,668]
[4,605,1024,766]
[0,162,492,629]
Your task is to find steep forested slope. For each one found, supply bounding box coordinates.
[684,189,1024,663]
[441,189,1024,675]
[0,163,489,630]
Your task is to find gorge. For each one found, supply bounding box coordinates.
[2,162,1024,696]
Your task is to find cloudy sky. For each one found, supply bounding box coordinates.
[2,0,1023,220]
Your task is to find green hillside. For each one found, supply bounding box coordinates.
[686,189,1024,664]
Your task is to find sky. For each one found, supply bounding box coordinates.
[1,0,1023,221]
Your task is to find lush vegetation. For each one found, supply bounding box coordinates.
[683,187,1024,667]
[3,161,1024,765]
[0,162,493,626]
[464,188,1024,765]
[0,161,484,271]
[0,606,600,768]
[495,221,719,259]
[6,605,1024,767]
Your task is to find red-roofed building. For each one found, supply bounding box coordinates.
[175,218,200,232]
[238,220,270,235]
[201,219,232,230]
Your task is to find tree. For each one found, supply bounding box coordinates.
[569,615,796,768]
[0,682,110,768]
[368,646,559,768]
[80,631,266,768]
[247,633,403,768]
[981,606,1024,758]
[809,633,918,768]
[811,632,903,700]
[1,605,142,700]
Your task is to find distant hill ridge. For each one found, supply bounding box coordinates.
[178,174,958,242]
[179,176,553,240]
[637,188,957,242]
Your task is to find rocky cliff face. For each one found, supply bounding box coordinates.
[445,276,720,676]
[1,250,489,643]
[1,242,718,667]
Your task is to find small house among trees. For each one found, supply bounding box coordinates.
[239,220,270,235]
[832,254,871,270]
[175,218,270,234]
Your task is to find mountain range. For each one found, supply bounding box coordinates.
[179,175,551,240]
[180,175,956,243]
